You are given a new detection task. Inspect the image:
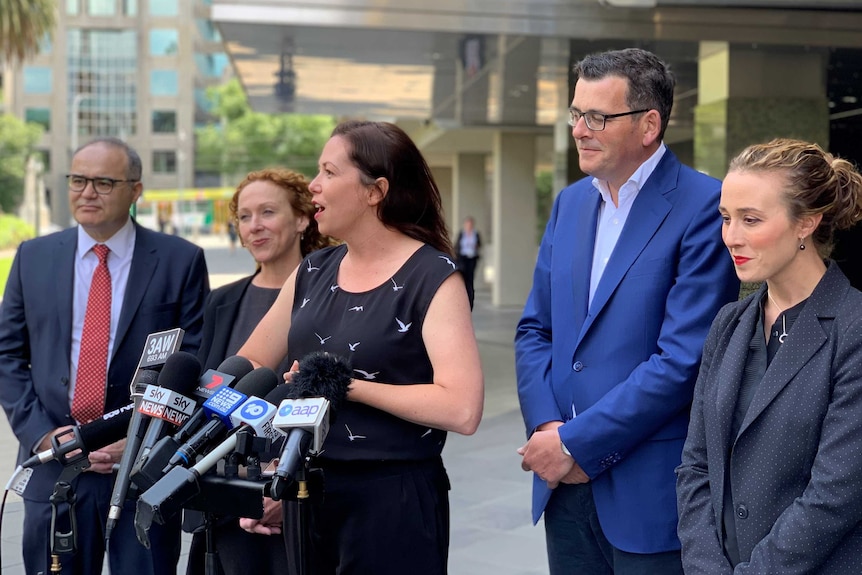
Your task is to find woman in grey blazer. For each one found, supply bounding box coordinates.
[676,138,862,574]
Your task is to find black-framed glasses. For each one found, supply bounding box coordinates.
[66,174,138,195]
[567,108,651,131]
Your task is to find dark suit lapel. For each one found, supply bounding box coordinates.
[737,264,845,437]
[211,278,251,359]
[55,231,77,366]
[114,226,157,357]
[715,296,761,452]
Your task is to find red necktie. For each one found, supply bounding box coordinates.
[72,244,111,423]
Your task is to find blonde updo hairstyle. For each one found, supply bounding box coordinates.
[728,138,862,259]
[228,167,336,256]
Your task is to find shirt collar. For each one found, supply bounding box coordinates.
[77,218,136,260]
[592,143,667,202]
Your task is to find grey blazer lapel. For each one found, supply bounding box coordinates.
[715,298,759,449]
[737,265,846,437]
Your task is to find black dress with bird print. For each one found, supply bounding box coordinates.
[289,243,457,461]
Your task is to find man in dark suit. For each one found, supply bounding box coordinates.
[0,137,210,574]
[515,48,739,574]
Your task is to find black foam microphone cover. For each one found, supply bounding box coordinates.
[216,355,254,380]
[286,351,352,417]
[157,351,203,394]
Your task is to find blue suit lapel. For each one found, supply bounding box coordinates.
[570,191,601,338]
[578,159,675,344]
[114,225,157,356]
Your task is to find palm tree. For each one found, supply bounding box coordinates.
[0,0,56,65]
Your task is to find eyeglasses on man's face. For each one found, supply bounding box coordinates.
[66,174,138,195]
[567,108,651,131]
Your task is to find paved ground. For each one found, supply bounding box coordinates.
[0,235,548,575]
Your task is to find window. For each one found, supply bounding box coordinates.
[25,108,51,131]
[149,0,177,16]
[23,67,52,94]
[150,29,179,56]
[67,0,79,15]
[150,70,178,96]
[153,151,177,174]
[152,110,176,133]
[123,0,136,15]
[67,29,138,137]
[87,0,115,16]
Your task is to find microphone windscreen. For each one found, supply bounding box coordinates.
[234,367,279,399]
[216,355,254,380]
[133,369,161,395]
[77,407,135,451]
[157,352,202,394]
[288,351,352,414]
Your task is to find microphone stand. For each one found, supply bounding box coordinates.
[48,450,92,573]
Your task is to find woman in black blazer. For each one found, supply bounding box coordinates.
[186,167,335,575]
[676,139,862,574]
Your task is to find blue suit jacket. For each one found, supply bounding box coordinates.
[0,222,209,500]
[515,149,739,553]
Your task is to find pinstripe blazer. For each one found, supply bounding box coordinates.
[677,261,862,574]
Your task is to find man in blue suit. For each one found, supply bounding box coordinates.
[0,137,209,574]
[515,48,739,574]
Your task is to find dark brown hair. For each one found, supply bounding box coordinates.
[331,120,453,256]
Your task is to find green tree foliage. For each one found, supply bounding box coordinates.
[196,79,336,180]
[0,114,43,214]
[0,0,56,64]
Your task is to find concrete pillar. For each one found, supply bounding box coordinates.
[695,42,829,179]
[492,35,540,126]
[430,165,453,231]
[491,131,536,307]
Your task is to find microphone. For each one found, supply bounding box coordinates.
[269,352,352,500]
[128,353,201,491]
[132,370,280,541]
[165,367,279,471]
[104,344,190,541]
[21,395,148,469]
[128,356,255,489]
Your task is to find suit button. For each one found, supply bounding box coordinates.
[736,504,748,519]
[573,361,583,372]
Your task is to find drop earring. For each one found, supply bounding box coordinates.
[799,238,806,251]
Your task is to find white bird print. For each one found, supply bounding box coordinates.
[315,333,332,345]
[301,297,311,308]
[345,424,366,441]
[420,429,433,438]
[390,278,404,292]
[353,368,379,380]
[348,305,364,312]
[439,255,457,269]
[330,284,339,293]
[348,342,360,352]
[395,318,412,333]
[306,260,320,272]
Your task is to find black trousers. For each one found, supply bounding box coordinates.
[457,255,479,309]
[185,518,289,575]
[284,457,450,575]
